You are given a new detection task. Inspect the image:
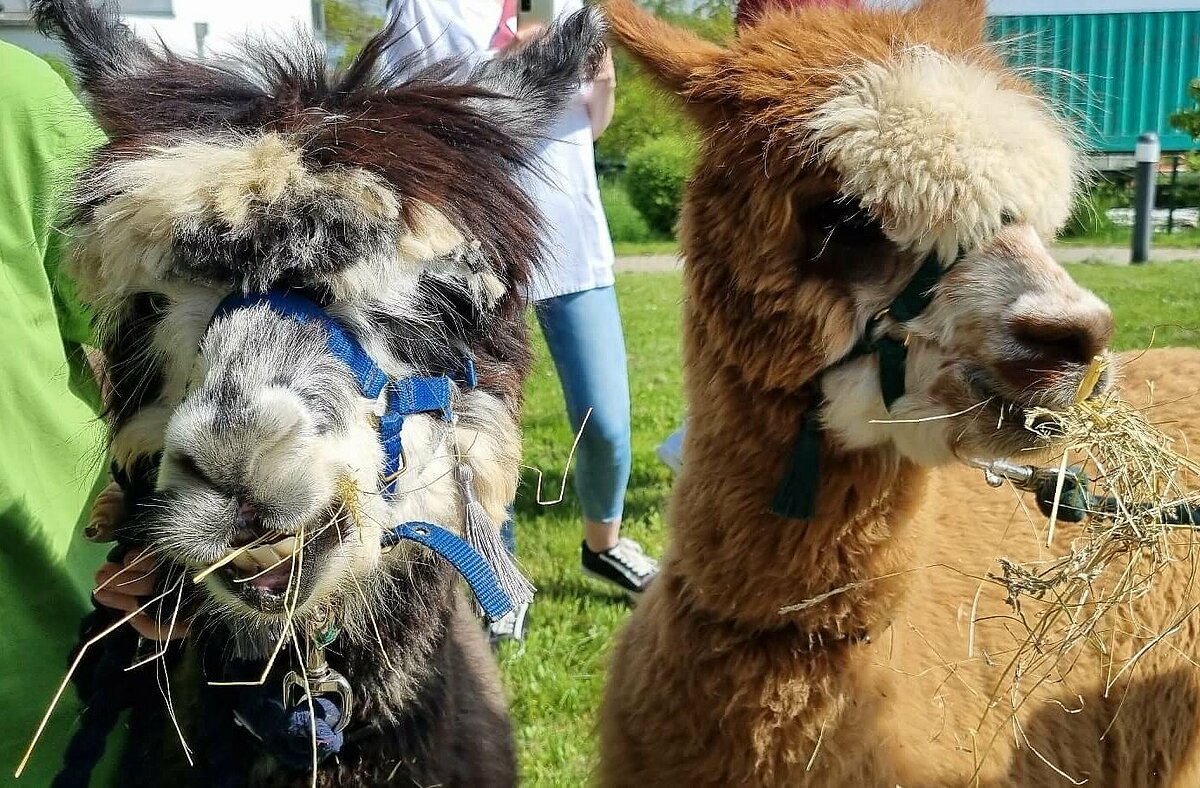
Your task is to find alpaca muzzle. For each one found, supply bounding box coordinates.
[195,290,531,768]
[994,302,1115,396]
[206,289,526,621]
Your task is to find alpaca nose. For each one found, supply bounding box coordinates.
[997,302,1114,391]
[230,501,268,546]
[163,385,326,529]
[238,501,261,528]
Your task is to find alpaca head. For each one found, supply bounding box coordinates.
[608,0,1112,466]
[37,0,604,650]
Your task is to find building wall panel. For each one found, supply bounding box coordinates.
[990,11,1200,152]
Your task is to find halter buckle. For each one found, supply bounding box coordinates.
[282,608,354,733]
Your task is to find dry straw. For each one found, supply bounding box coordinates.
[987,355,1200,725]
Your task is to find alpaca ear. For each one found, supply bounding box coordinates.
[605,0,727,101]
[916,0,987,37]
[31,0,155,99]
[470,7,608,144]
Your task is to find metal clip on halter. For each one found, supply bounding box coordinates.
[968,459,1092,523]
[969,458,1039,491]
[282,607,353,733]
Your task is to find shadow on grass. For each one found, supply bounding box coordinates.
[511,465,673,525]
[534,576,634,607]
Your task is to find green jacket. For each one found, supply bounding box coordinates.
[0,41,115,785]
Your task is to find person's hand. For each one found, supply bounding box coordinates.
[593,47,615,84]
[502,23,545,52]
[88,482,190,641]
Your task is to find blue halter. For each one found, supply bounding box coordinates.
[205,290,516,772]
[209,290,511,619]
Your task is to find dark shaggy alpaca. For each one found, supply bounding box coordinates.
[30,1,605,785]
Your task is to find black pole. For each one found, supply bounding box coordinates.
[1167,154,1180,235]
[1132,131,1160,264]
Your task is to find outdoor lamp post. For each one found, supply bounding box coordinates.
[1132,131,1161,265]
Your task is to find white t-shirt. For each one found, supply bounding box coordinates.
[384,0,616,302]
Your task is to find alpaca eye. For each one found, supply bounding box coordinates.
[808,199,884,244]
[1001,211,1018,227]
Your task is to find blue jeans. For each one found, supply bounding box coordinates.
[501,285,632,552]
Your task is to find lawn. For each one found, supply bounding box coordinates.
[1059,226,1200,249]
[611,239,679,257]
[499,262,1200,786]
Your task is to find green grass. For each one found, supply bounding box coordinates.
[502,272,683,785]
[1067,262,1200,350]
[1059,226,1200,249]
[501,263,1200,785]
[611,239,679,257]
[609,234,1200,256]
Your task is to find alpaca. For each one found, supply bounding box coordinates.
[600,1,1200,785]
[26,1,604,785]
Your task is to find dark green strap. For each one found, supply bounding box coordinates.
[876,337,909,408]
[887,252,942,322]
[770,410,823,520]
[772,252,948,521]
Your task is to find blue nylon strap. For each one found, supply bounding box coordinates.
[378,376,455,497]
[212,291,389,399]
[382,522,513,621]
[210,291,474,499]
[391,376,454,422]
[461,357,478,389]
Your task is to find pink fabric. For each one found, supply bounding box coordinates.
[736,0,861,29]
[490,0,517,49]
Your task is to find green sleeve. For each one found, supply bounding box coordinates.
[40,84,107,347]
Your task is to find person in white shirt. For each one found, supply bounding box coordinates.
[384,0,660,640]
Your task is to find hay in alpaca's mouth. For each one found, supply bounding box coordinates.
[961,365,1098,456]
[983,365,1200,719]
[210,501,354,613]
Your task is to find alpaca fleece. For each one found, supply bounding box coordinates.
[32,0,607,784]
[599,0,1200,785]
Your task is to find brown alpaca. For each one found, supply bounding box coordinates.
[600,1,1200,785]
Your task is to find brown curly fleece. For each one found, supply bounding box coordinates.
[599,0,1200,784]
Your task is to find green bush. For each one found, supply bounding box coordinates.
[596,60,696,164]
[600,177,655,243]
[1062,185,1122,238]
[625,136,697,236]
[595,4,729,165]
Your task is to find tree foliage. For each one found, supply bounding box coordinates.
[324,0,384,69]
[598,2,733,165]
[1171,79,1200,142]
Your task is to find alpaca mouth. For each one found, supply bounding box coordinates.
[215,506,349,613]
[965,368,1070,441]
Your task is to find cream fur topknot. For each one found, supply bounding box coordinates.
[806,47,1079,260]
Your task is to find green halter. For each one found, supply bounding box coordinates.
[771,251,948,520]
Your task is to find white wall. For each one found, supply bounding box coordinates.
[124,0,316,58]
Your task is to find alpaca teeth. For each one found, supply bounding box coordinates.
[247,545,282,569]
[270,537,298,561]
[225,536,300,574]
[229,551,259,572]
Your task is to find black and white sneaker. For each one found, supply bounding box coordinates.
[581,538,659,598]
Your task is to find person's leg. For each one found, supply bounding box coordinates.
[500,506,516,555]
[535,286,632,551]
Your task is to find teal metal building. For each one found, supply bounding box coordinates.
[987,1,1200,154]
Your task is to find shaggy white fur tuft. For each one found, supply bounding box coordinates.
[806,48,1079,260]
